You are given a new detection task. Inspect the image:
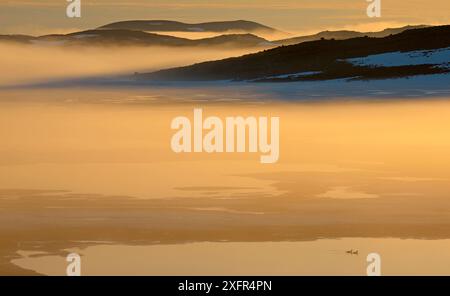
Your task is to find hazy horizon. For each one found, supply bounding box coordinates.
[1,0,450,36]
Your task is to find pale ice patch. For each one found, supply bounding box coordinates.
[30,40,68,46]
[72,34,99,39]
[188,207,264,215]
[317,186,378,200]
[378,176,448,182]
[187,27,205,32]
[258,41,275,47]
[253,71,322,81]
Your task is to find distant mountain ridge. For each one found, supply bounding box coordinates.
[0,30,272,48]
[0,23,434,51]
[98,20,280,34]
[274,25,429,45]
[139,25,450,82]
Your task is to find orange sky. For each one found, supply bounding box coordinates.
[0,0,449,35]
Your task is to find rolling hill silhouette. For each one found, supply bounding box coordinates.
[0,30,272,48]
[0,23,434,51]
[274,25,428,46]
[139,26,450,82]
[98,20,281,34]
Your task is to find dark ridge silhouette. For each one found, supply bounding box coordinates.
[274,25,429,46]
[98,20,280,34]
[139,25,450,82]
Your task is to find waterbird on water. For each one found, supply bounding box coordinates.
[346,249,359,255]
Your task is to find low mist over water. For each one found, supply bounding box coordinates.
[0,43,255,86]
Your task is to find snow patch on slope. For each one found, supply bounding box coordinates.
[346,47,450,69]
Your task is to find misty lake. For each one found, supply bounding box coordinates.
[2,1,450,276]
[1,85,450,275]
